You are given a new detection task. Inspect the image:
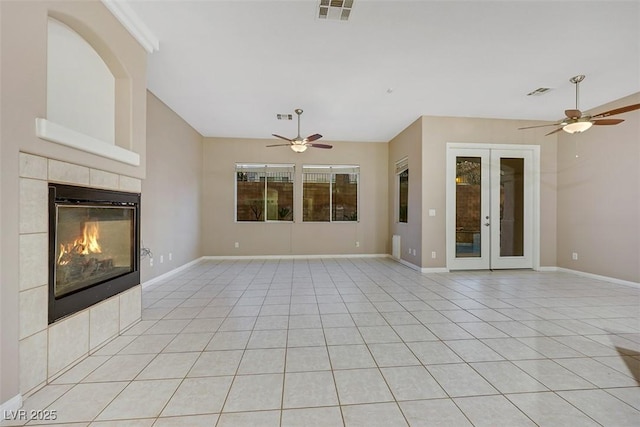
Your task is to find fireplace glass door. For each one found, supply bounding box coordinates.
[55,205,135,297]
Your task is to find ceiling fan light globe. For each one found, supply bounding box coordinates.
[290,144,308,153]
[562,121,593,134]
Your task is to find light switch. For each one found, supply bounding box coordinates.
[428,209,436,217]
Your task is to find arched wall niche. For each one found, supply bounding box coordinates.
[46,11,132,152]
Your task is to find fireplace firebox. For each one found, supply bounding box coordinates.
[49,184,140,323]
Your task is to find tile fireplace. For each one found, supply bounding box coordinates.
[48,183,140,323]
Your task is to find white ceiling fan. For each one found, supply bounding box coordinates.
[267,109,332,153]
[519,75,640,136]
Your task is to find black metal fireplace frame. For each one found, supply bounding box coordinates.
[48,183,140,324]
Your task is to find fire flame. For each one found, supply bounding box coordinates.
[58,222,102,265]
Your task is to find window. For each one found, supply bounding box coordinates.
[396,157,408,223]
[303,165,359,222]
[236,164,294,222]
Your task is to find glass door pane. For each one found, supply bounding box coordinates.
[499,158,524,257]
[490,148,534,269]
[455,157,482,258]
[398,169,408,223]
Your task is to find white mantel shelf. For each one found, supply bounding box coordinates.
[35,118,140,166]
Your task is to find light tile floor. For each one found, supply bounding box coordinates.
[4,258,640,426]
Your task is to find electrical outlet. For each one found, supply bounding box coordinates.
[355,241,360,248]
[431,251,436,259]
[572,252,578,260]
[160,255,164,263]
[149,258,153,267]
[169,253,172,261]
[235,242,239,248]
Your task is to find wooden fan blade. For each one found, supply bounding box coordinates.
[591,103,640,119]
[272,133,293,142]
[565,109,582,119]
[266,143,292,147]
[308,143,333,149]
[545,128,564,136]
[592,119,624,126]
[305,133,323,142]
[518,123,562,130]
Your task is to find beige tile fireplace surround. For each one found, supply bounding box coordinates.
[18,152,142,396]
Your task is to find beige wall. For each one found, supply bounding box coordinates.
[385,116,556,269]
[141,92,203,282]
[388,118,423,267]
[1,0,146,404]
[557,93,640,282]
[202,138,388,256]
[420,116,558,269]
[2,1,147,178]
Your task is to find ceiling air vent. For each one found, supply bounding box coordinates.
[527,87,552,96]
[319,0,353,21]
[277,114,293,120]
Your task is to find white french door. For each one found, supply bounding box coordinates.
[446,144,539,270]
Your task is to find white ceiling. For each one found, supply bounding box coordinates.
[125,0,640,142]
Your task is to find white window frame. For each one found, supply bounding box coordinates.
[235,163,295,222]
[302,164,360,223]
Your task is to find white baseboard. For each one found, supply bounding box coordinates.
[395,258,418,271]
[536,266,558,272]
[421,267,450,273]
[141,257,205,289]
[202,254,389,260]
[555,267,640,289]
[0,394,23,415]
[393,257,448,274]
[394,257,449,274]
